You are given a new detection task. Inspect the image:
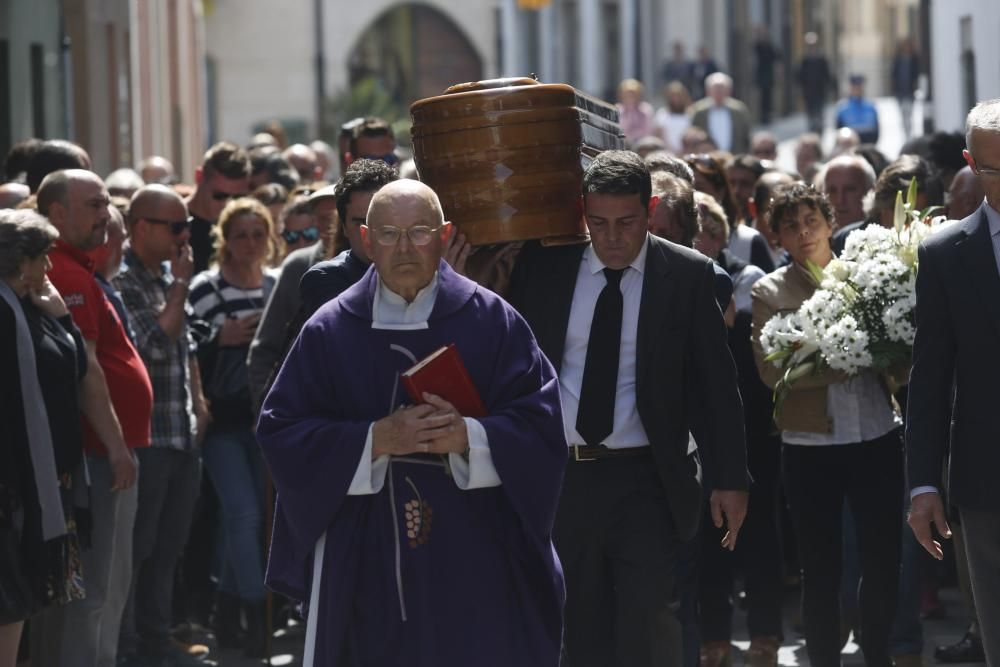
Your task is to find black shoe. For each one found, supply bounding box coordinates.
[934,633,986,664]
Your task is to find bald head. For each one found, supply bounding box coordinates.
[37,169,111,250]
[364,180,451,302]
[139,155,175,184]
[366,180,445,229]
[0,182,30,210]
[128,184,187,225]
[283,144,319,182]
[128,184,190,264]
[948,166,986,220]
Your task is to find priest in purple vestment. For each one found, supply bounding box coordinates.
[257,180,568,667]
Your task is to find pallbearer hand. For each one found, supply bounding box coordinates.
[908,491,951,560]
[710,489,749,551]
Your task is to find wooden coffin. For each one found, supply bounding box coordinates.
[410,77,625,245]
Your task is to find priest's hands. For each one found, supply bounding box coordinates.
[371,396,468,458]
[710,489,748,551]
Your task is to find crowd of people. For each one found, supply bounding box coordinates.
[0,57,997,667]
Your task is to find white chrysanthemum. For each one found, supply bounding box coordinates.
[842,225,897,264]
[820,314,873,374]
[882,294,916,345]
[760,311,819,363]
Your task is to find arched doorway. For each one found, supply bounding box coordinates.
[339,3,484,129]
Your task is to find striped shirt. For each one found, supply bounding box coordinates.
[113,248,196,451]
[188,268,279,327]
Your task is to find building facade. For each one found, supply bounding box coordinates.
[928,0,1000,133]
[1,0,206,181]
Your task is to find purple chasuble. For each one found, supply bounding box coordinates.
[257,261,567,667]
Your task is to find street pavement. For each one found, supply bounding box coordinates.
[202,584,980,666]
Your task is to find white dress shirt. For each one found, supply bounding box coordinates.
[561,241,651,449]
[783,371,899,446]
[913,199,1000,499]
[348,272,501,495]
[707,105,733,153]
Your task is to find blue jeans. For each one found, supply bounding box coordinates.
[202,426,266,601]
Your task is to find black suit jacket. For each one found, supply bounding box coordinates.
[906,203,1000,510]
[507,236,749,541]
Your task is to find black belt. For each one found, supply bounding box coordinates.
[570,444,652,462]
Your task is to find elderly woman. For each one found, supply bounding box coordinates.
[0,210,86,667]
[751,183,904,667]
[189,198,278,656]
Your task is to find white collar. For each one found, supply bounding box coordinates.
[371,272,439,330]
[583,236,649,276]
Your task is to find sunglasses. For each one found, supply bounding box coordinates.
[211,190,248,202]
[281,227,320,244]
[143,217,191,236]
[360,152,399,166]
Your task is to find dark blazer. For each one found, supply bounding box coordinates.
[507,236,749,541]
[689,97,752,154]
[906,203,1000,509]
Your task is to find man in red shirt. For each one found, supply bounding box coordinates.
[32,169,152,667]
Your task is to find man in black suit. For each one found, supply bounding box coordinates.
[906,98,1000,665]
[508,151,749,667]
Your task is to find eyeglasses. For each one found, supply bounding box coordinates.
[143,217,191,236]
[360,152,399,166]
[281,226,320,244]
[365,224,441,246]
[212,190,248,202]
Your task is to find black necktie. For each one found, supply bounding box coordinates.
[576,267,626,446]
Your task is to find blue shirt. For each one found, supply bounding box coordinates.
[836,96,879,144]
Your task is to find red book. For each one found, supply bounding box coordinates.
[401,344,487,417]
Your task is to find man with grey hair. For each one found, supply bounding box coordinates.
[689,72,752,154]
[33,169,150,667]
[907,97,1000,665]
[820,154,876,234]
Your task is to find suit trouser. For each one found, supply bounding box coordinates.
[32,456,138,667]
[782,431,902,667]
[699,431,783,642]
[554,452,682,667]
[958,508,1000,666]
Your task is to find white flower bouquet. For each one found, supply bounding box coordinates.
[760,181,953,411]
